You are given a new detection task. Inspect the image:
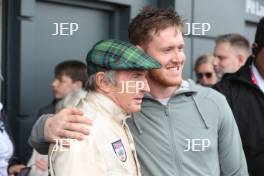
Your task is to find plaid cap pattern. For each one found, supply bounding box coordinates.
[86,39,161,75]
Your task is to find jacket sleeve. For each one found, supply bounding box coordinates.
[28,114,52,154]
[49,137,106,176]
[217,95,249,176]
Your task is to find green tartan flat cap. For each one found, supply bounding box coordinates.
[86,39,161,75]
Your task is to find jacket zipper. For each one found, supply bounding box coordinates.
[164,103,183,176]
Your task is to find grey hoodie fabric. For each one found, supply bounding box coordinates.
[127,80,248,176]
[29,80,248,176]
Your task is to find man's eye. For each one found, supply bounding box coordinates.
[132,74,140,78]
[178,47,184,51]
[133,73,144,78]
[60,79,67,83]
[219,56,226,61]
[163,48,172,53]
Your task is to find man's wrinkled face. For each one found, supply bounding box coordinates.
[142,26,185,87]
[213,42,242,76]
[109,70,150,113]
[52,74,80,99]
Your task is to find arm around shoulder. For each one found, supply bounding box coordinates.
[28,114,52,154]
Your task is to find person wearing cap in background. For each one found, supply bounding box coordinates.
[48,39,161,176]
[214,17,264,176]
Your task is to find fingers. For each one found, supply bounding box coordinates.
[44,108,93,142]
[16,165,26,171]
[58,108,84,116]
[59,129,87,141]
[67,115,93,126]
[35,159,48,171]
[56,108,93,126]
[45,119,90,141]
[64,121,90,135]
[70,108,84,115]
[9,164,26,174]
[44,118,59,142]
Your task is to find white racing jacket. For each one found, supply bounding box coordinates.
[49,92,141,176]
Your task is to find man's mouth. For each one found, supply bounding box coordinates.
[167,65,180,71]
[134,97,143,103]
[166,62,183,73]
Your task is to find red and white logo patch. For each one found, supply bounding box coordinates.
[112,139,127,162]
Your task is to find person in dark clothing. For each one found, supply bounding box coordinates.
[214,17,264,176]
[213,33,250,78]
[36,99,57,118]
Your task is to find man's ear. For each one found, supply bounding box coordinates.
[95,72,111,93]
[136,44,149,53]
[136,45,144,51]
[237,54,246,66]
[74,81,83,90]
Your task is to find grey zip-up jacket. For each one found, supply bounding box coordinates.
[127,80,248,176]
[29,80,248,176]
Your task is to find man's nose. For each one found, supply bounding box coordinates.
[213,57,219,66]
[201,76,207,81]
[52,79,58,87]
[141,80,150,93]
[171,50,180,62]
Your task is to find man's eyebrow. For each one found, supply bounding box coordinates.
[179,43,185,47]
[131,70,146,75]
[160,42,185,48]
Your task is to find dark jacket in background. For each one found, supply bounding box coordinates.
[214,56,264,176]
[26,99,57,161]
[34,99,57,123]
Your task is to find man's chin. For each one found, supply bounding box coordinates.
[129,105,141,113]
[158,77,182,87]
[148,72,182,86]
[54,96,61,99]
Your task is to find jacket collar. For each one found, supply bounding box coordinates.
[221,56,260,89]
[174,79,197,95]
[86,92,130,125]
[132,80,206,135]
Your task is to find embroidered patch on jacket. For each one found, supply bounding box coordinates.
[112,139,127,162]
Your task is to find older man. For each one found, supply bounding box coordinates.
[48,39,161,176]
[213,33,250,78]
